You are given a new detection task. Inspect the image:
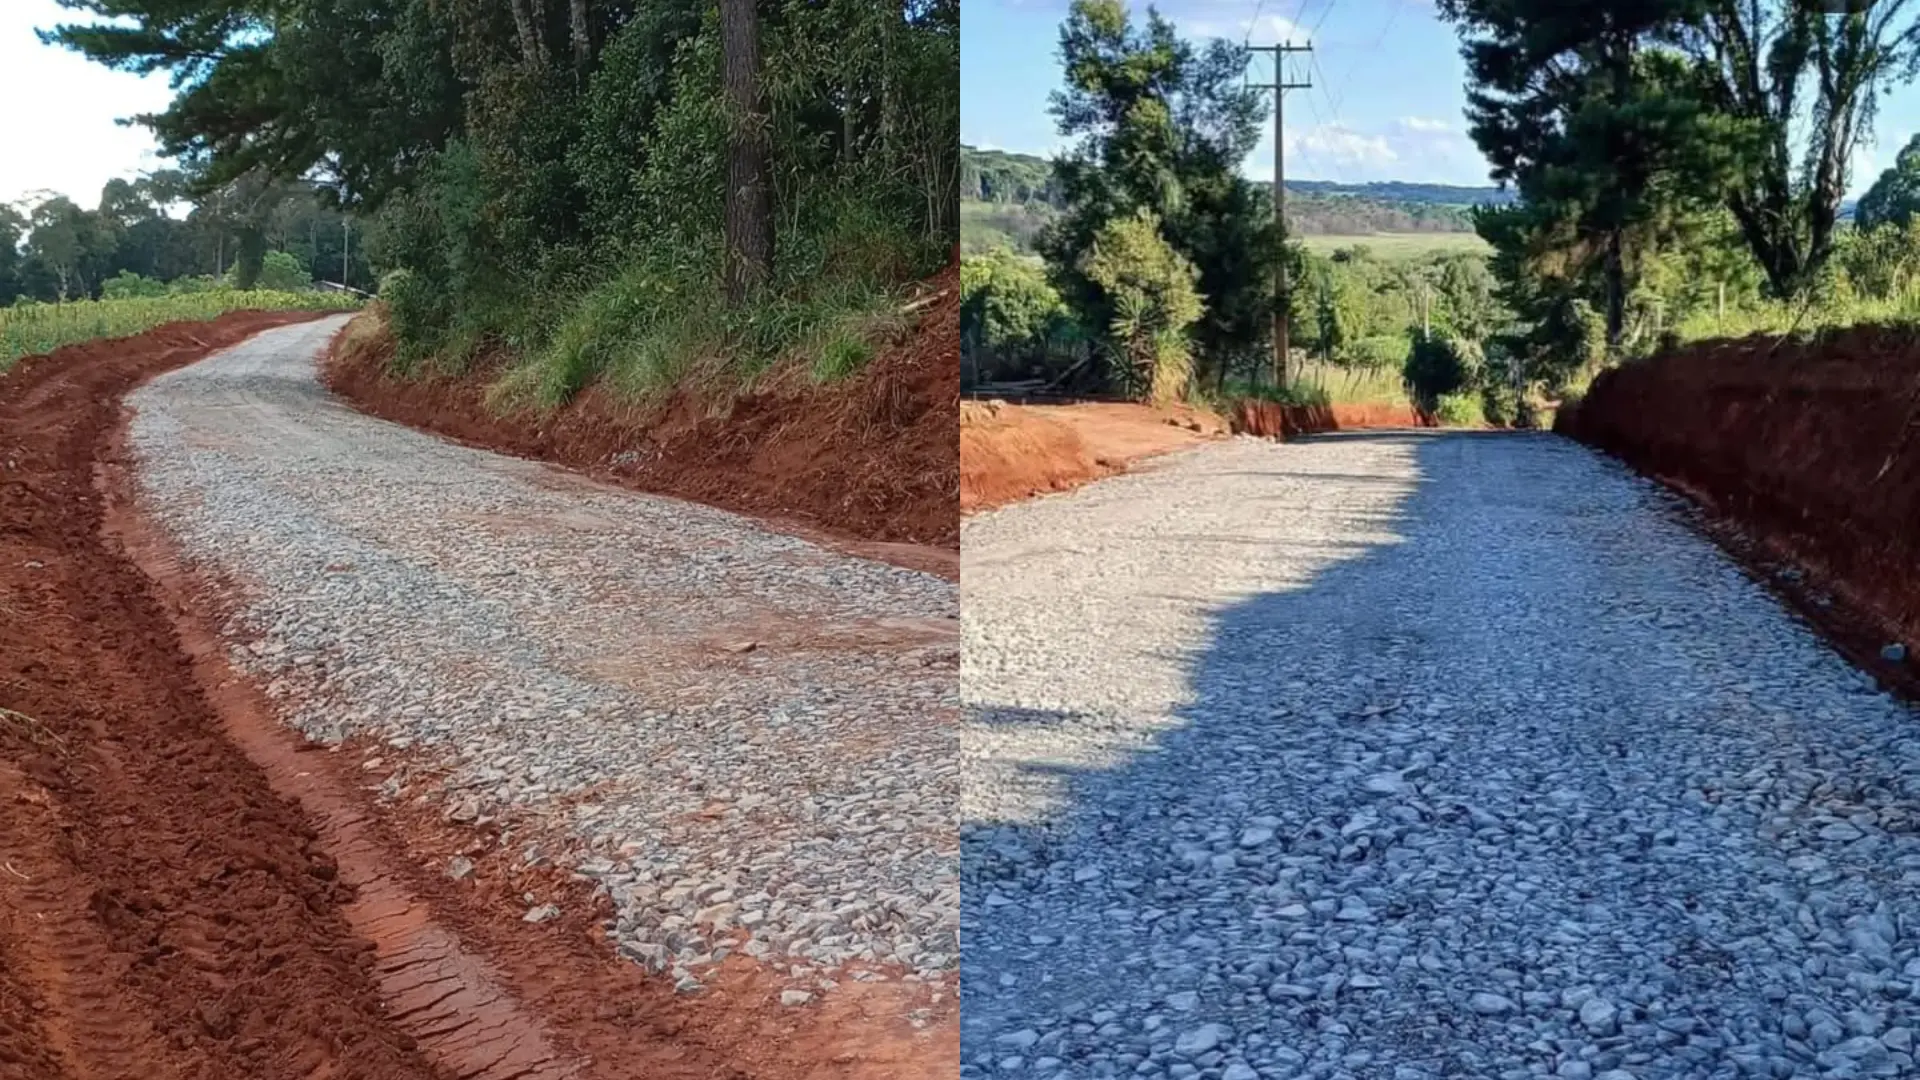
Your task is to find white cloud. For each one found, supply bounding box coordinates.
[1285,124,1400,173]
[1397,116,1454,134]
[1238,118,1490,185]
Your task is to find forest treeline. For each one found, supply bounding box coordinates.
[962,145,1504,253]
[1,172,366,303]
[48,0,957,401]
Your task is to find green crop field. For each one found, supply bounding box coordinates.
[1299,232,1491,259]
[1,291,361,371]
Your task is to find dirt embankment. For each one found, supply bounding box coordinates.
[1228,400,1431,439]
[960,400,1228,512]
[0,311,441,1080]
[326,269,960,551]
[1559,327,1920,692]
[960,398,1429,513]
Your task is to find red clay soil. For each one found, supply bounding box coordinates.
[961,397,1430,513]
[1560,326,1920,697]
[1227,400,1431,439]
[324,268,960,553]
[0,311,955,1080]
[959,400,1229,512]
[0,311,440,1080]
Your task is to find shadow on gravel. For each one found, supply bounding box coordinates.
[961,429,1585,1026]
[960,431,1461,859]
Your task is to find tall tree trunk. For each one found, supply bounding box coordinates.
[1603,32,1631,359]
[507,0,539,64]
[720,0,773,304]
[1603,226,1625,360]
[569,0,591,70]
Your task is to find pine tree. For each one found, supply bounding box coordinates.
[1440,0,1707,359]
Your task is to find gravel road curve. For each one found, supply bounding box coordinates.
[127,316,958,999]
[961,431,1920,1080]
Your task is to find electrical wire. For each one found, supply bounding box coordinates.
[1321,0,1403,122]
[1304,0,1336,46]
[1241,0,1270,47]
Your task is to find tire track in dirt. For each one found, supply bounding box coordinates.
[101,494,577,1080]
[0,311,443,1080]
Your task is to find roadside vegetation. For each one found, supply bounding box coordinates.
[46,0,957,408]
[2,291,358,370]
[1,172,366,369]
[962,0,1920,426]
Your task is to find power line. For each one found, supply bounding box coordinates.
[1304,0,1336,45]
[1241,0,1271,47]
[1322,0,1403,122]
[1286,0,1321,42]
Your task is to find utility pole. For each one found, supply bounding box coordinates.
[342,218,351,290]
[1248,42,1312,388]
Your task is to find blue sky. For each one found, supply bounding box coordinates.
[963,0,1920,194]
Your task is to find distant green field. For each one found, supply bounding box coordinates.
[1,291,360,370]
[965,204,1491,261]
[1300,233,1491,258]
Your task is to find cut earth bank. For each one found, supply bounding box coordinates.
[327,266,961,570]
[1560,326,1920,701]
[960,398,1430,512]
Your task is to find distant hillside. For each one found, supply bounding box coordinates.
[961,145,1511,253]
[1284,178,1516,207]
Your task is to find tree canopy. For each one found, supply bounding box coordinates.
[46,0,958,371]
[1858,133,1920,231]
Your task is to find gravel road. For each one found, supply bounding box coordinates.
[961,432,1920,1080]
[127,316,958,999]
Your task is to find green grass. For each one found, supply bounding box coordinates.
[1669,292,1920,345]
[1,290,361,370]
[1204,362,1414,412]
[1299,232,1491,259]
[1291,361,1413,406]
[495,265,906,408]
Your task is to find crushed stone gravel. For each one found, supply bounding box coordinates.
[962,431,1920,1080]
[128,317,958,997]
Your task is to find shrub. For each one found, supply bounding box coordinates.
[1403,334,1469,412]
[1080,211,1203,402]
[101,271,167,300]
[166,275,222,295]
[1434,392,1483,427]
[379,268,448,373]
[256,250,313,292]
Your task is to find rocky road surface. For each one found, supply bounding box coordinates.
[961,432,1920,1080]
[127,316,959,1001]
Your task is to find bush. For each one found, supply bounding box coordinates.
[1478,377,1518,427]
[1434,393,1483,427]
[1403,334,1469,412]
[379,268,450,373]
[256,250,313,292]
[101,271,167,300]
[962,249,1076,382]
[166,275,222,295]
[1216,379,1331,408]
